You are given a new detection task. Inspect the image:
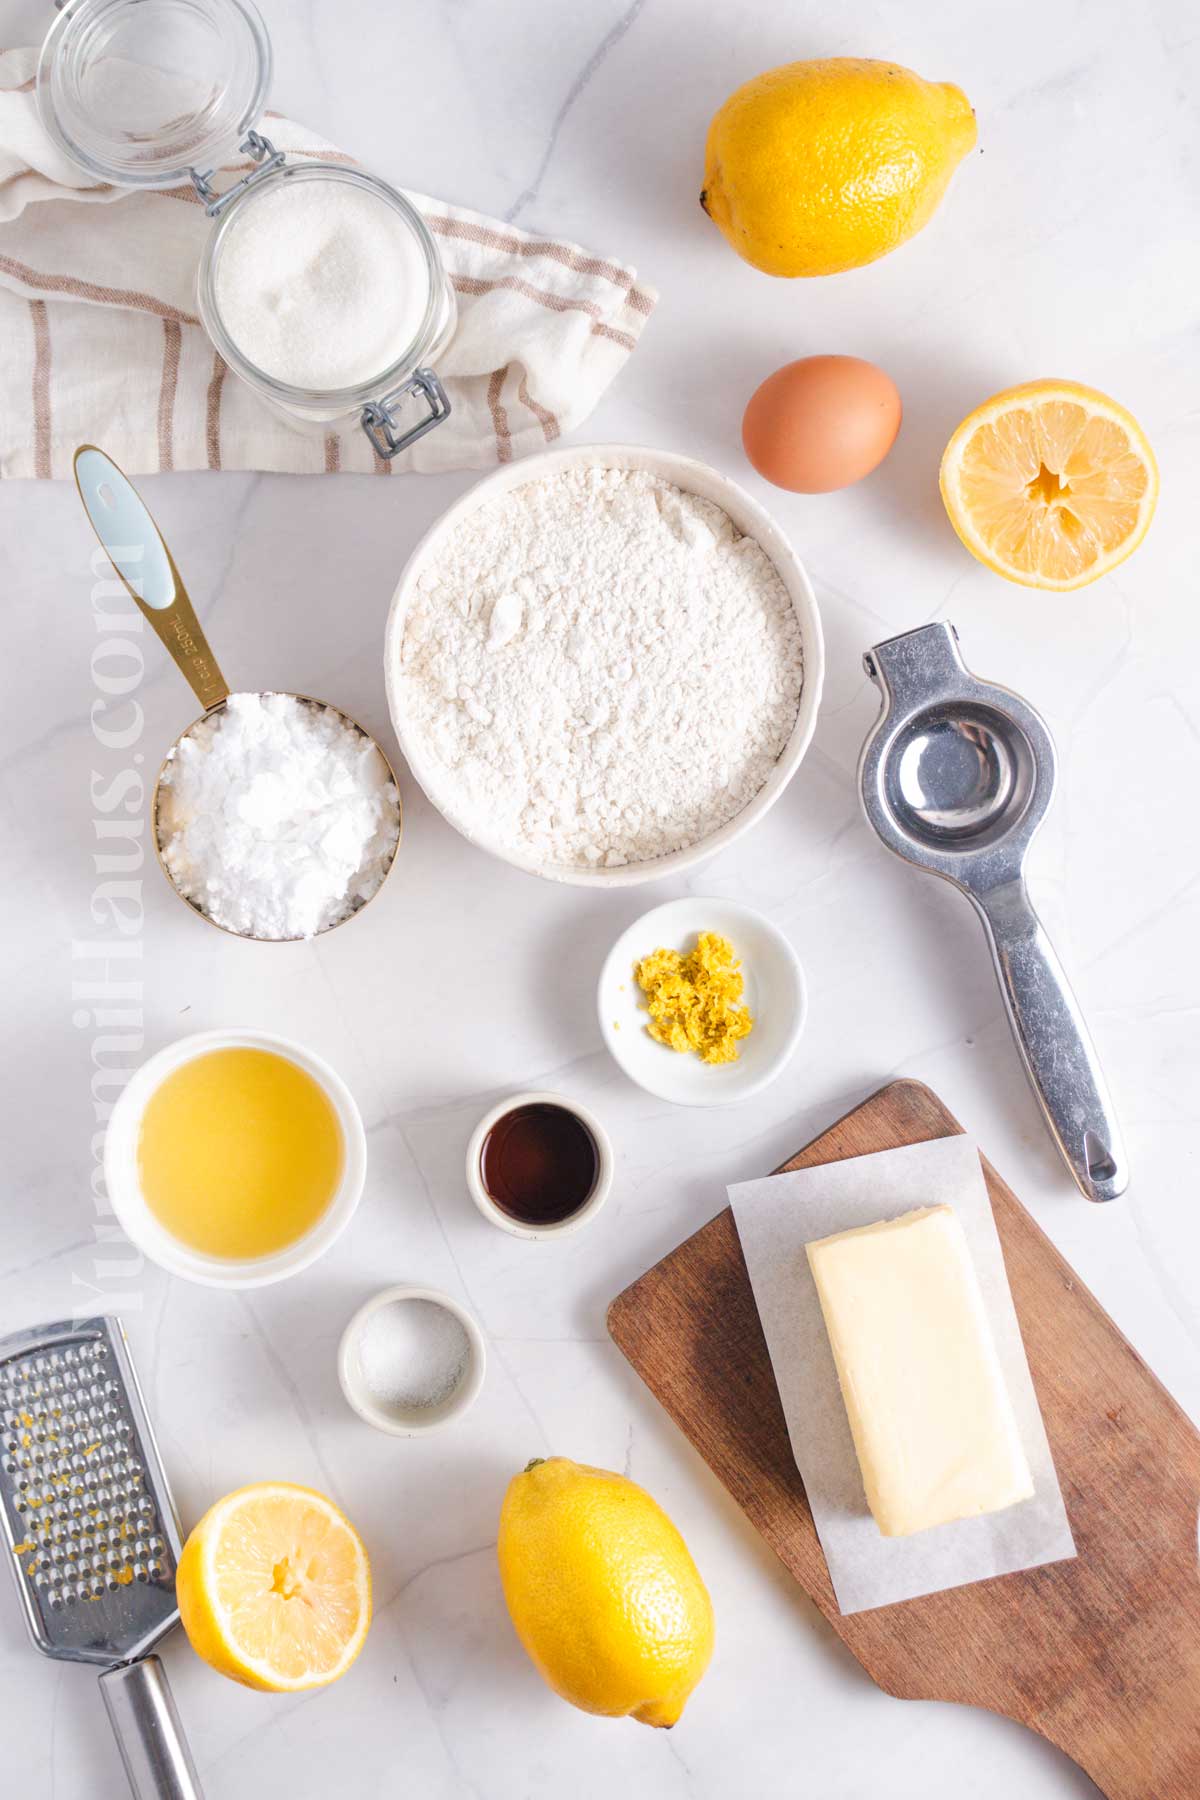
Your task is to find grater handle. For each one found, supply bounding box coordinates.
[100,1657,205,1800]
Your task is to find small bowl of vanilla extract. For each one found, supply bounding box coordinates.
[466,1091,614,1240]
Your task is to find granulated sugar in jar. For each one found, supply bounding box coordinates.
[38,0,456,457]
[211,178,433,391]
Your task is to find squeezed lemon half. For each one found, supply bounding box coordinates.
[176,1482,371,1691]
[939,378,1158,590]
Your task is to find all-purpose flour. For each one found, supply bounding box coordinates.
[397,467,804,869]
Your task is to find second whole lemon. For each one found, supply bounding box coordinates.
[701,58,976,277]
[498,1456,714,1727]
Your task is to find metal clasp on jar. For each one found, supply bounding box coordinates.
[361,369,452,460]
[191,130,286,217]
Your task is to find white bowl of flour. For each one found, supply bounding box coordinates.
[385,444,824,885]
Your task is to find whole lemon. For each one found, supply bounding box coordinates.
[498,1456,714,1727]
[701,57,976,277]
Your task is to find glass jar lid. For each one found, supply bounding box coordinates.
[37,0,271,189]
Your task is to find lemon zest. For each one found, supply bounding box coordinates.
[635,933,754,1065]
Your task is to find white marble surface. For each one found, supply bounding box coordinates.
[1,0,1198,1793]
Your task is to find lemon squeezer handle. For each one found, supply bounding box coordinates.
[975,879,1128,1203]
[73,446,230,714]
[99,1656,204,1800]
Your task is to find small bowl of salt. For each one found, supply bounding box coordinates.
[338,1285,486,1436]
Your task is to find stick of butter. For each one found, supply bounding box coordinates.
[806,1205,1034,1538]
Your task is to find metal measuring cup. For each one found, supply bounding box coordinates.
[858,620,1127,1203]
[74,446,402,941]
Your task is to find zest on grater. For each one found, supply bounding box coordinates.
[0,1315,203,1798]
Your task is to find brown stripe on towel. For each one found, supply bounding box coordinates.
[0,254,200,324]
[451,271,614,330]
[205,352,227,471]
[324,433,341,473]
[589,320,638,353]
[427,215,635,290]
[517,371,559,443]
[487,366,513,464]
[29,300,51,479]
[157,320,182,472]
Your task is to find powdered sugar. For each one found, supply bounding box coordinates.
[395,467,805,870]
[156,692,401,939]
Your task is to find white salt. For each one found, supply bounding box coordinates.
[156,691,400,940]
[212,178,430,390]
[358,1299,470,1411]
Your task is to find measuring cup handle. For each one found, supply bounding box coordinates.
[976,880,1127,1202]
[99,1656,205,1800]
[73,445,230,714]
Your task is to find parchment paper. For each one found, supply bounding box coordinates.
[729,1135,1076,1614]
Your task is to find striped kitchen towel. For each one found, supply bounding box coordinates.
[0,47,655,477]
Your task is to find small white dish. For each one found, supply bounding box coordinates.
[103,1028,367,1288]
[598,897,806,1107]
[465,1090,614,1240]
[338,1285,486,1436]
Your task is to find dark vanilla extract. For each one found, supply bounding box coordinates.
[480,1104,598,1226]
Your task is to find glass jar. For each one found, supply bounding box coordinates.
[197,162,455,452]
[37,0,454,459]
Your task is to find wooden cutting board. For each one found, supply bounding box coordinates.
[607,1079,1200,1798]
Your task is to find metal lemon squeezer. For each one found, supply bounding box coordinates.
[859,621,1127,1204]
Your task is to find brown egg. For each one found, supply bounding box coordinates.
[742,355,902,493]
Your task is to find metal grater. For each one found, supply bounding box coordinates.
[0,1316,203,1798]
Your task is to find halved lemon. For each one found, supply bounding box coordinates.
[939,379,1157,590]
[176,1482,371,1692]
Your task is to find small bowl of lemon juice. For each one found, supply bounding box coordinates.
[105,1029,366,1288]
